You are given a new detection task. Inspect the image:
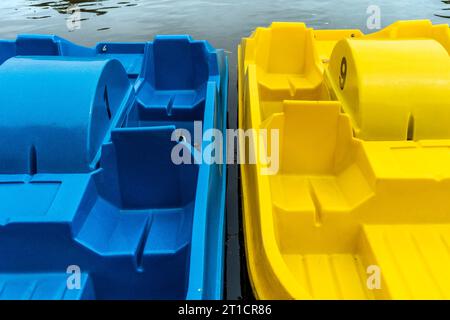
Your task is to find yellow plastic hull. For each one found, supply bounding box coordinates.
[238,20,450,299]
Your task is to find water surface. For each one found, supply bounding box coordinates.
[0,1,448,47]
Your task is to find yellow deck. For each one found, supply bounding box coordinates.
[238,20,450,299]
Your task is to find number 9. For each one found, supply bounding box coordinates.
[339,57,347,90]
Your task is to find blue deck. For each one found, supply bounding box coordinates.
[0,35,228,299]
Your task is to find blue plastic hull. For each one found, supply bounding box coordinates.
[0,35,228,300]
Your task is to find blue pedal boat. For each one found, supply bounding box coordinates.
[0,34,228,299]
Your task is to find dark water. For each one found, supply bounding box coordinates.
[0,1,448,50]
[1,0,448,299]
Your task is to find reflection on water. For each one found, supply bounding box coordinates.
[29,0,138,17]
[25,0,139,30]
[25,0,449,21]
[436,0,450,18]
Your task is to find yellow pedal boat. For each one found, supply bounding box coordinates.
[238,20,450,299]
